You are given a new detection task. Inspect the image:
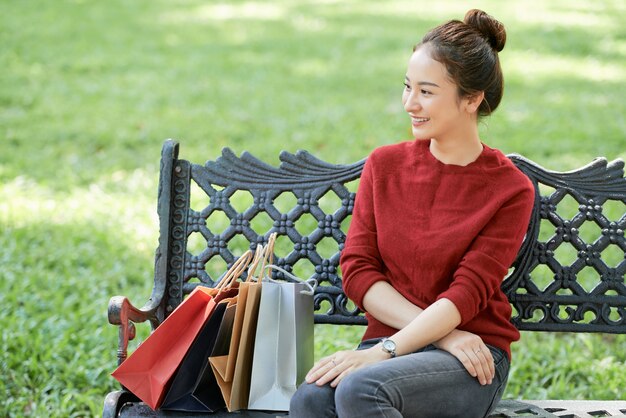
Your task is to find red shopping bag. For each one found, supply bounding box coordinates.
[111,251,253,410]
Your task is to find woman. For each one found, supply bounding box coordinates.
[290,9,535,418]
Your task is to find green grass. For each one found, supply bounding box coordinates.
[1,0,625,416]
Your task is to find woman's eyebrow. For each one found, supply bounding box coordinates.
[404,76,440,88]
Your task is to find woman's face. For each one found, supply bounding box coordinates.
[402,45,476,141]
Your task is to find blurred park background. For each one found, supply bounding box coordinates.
[1,0,625,416]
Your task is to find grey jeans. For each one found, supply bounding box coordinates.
[290,338,509,418]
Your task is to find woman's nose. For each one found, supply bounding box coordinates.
[404,92,420,113]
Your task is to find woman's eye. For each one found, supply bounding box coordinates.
[421,89,432,96]
[403,83,411,90]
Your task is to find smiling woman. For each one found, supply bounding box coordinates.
[289,9,536,418]
[1,0,625,416]
[402,46,485,166]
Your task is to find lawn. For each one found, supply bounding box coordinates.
[1,0,625,416]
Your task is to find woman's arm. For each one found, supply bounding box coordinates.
[361,281,423,329]
[363,280,494,381]
[436,186,535,326]
[389,298,461,354]
[389,298,494,383]
[307,297,495,387]
[309,281,495,387]
[340,156,391,311]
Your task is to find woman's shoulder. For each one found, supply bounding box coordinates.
[483,146,534,195]
[367,139,419,166]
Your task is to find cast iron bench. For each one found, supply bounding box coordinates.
[104,139,626,418]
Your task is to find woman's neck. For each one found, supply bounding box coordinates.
[428,136,484,167]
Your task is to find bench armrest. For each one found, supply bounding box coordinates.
[108,295,160,366]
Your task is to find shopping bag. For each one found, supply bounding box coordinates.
[210,245,264,385]
[111,250,253,410]
[160,251,252,411]
[248,264,316,411]
[210,281,262,411]
[159,300,229,411]
[209,234,276,411]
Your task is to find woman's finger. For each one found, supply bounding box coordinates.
[466,349,488,385]
[305,359,326,379]
[306,361,322,377]
[472,348,491,385]
[457,350,478,379]
[473,346,495,383]
[482,346,495,380]
[306,356,336,383]
[314,359,341,386]
[330,365,353,388]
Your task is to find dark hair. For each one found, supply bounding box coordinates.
[414,9,506,116]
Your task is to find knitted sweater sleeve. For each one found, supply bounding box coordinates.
[340,157,390,311]
[437,181,535,326]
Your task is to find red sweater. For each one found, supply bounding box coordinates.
[340,139,535,359]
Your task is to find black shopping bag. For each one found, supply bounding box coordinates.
[160,299,233,412]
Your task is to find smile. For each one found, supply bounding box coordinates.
[411,117,429,126]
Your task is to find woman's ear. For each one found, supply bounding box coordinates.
[463,91,485,114]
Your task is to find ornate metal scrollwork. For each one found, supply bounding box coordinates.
[166,160,191,312]
[169,148,365,324]
[163,145,625,331]
[201,147,365,190]
[506,155,626,332]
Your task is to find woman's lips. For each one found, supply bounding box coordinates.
[411,117,429,127]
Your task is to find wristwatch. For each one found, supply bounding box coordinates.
[381,338,397,358]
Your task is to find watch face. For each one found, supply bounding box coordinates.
[382,339,396,352]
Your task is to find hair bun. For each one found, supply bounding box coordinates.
[464,9,506,52]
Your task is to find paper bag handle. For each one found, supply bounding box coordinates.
[245,245,265,283]
[258,232,276,279]
[246,232,277,282]
[262,264,317,296]
[215,249,253,291]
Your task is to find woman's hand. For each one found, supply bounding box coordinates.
[305,346,389,388]
[433,329,495,385]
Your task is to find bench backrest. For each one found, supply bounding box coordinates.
[151,140,626,333]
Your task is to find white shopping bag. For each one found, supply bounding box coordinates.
[247,265,315,411]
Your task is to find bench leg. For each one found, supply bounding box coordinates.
[103,390,140,418]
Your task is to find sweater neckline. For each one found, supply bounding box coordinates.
[416,139,492,173]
